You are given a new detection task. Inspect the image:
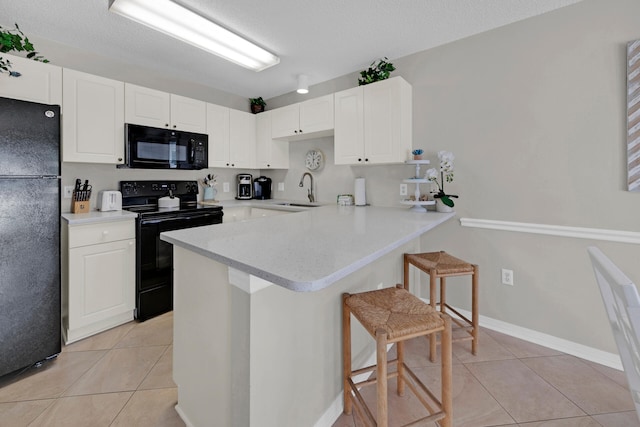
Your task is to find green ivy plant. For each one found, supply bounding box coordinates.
[249,97,266,114]
[249,97,266,107]
[0,23,49,77]
[358,57,395,86]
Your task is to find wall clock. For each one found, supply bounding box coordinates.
[305,149,324,171]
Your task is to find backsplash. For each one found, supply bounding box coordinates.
[61,137,441,212]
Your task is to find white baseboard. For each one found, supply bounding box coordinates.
[446,304,623,370]
[175,404,195,427]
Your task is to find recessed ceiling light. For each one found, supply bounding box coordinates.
[109,0,280,72]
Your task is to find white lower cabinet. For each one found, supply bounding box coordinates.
[223,206,289,222]
[62,219,135,344]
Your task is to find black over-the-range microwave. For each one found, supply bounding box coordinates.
[121,124,208,170]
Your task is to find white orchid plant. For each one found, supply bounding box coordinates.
[426,151,458,208]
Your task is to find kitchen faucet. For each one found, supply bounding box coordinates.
[298,172,315,203]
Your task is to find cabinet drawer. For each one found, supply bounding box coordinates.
[68,220,135,248]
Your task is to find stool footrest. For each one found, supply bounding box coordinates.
[345,361,446,427]
[441,304,473,327]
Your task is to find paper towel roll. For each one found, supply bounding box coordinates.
[354,178,366,206]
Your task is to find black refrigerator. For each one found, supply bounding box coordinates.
[0,96,61,378]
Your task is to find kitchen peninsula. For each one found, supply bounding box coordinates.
[161,205,455,427]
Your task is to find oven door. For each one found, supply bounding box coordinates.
[136,210,223,320]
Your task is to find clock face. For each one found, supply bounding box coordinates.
[305,149,323,170]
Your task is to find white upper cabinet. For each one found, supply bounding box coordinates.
[171,94,207,133]
[334,86,365,165]
[229,109,256,169]
[271,94,334,140]
[206,103,256,168]
[206,103,231,168]
[256,111,289,169]
[125,83,206,133]
[62,69,125,164]
[0,54,62,105]
[334,77,412,165]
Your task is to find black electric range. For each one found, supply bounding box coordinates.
[120,180,223,321]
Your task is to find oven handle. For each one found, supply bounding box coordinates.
[140,211,223,225]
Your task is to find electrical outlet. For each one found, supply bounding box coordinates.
[223,182,230,193]
[501,269,514,286]
[63,186,74,199]
[400,183,408,196]
[278,182,285,192]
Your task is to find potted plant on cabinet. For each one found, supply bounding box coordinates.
[358,57,395,86]
[0,23,48,77]
[249,97,266,114]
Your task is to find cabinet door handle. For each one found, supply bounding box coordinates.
[165,123,169,127]
[358,158,362,162]
[117,157,123,162]
[102,230,109,236]
[299,129,303,133]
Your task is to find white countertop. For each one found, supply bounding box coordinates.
[161,205,455,292]
[62,210,138,225]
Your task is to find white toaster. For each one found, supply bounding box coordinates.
[98,190,122,211]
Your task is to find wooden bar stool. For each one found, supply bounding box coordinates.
[404,251,479,361]
[342,285,452,427]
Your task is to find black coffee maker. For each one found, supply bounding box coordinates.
[236,174,253,200]
[253,176,272,200]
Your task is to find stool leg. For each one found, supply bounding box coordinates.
[440,276,447,313]
[403,254,410,291]
[397,340,405,396]
[472,265,479,355]
[429,272,437,363]
[342,294,352,415]
[441,315,453,427]
[376,329,389,427]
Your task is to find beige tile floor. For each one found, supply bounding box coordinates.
[0,312,638,427]
[0,312,183,427]
[334,329,640,427]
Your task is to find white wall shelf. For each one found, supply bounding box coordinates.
[401,160,433,212]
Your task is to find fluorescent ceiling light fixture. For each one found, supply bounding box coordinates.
[296,74,309,94]
[109,0,279,72]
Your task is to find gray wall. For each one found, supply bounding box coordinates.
[58,0,640,354]
[273,0,640,355]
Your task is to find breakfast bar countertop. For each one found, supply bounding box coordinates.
[161,205,454,292]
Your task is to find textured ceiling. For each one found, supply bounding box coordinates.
[2,0,582,99]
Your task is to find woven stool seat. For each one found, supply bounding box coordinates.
[404,251,479,361]
[345,287,443,340]
[405,251,475,275]
[343,285,452,427]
